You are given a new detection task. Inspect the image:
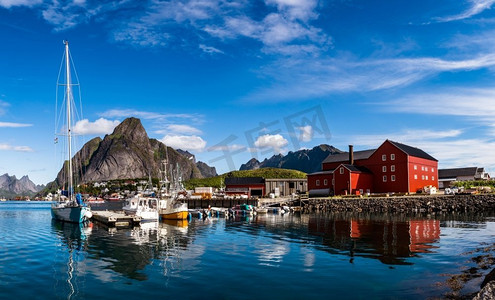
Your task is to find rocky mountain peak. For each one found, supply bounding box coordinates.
[239,144,343,174]
[110,117,149,145]
[49,117,216,190]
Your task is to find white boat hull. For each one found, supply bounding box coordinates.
[51,204,92,223]
[123,195,159,222]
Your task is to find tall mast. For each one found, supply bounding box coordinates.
[64,40,74,201]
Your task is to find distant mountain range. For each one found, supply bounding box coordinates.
[0,173,45,198]
[239,144,343,174]
[45,117,216,191]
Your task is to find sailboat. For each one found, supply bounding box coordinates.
[51,41,92,223]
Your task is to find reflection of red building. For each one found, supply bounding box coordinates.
[408,220,440,253]
[308,216,441,265]
[308,140,438,196]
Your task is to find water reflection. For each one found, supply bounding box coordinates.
[308,214,440,265]
[51,221,92,300]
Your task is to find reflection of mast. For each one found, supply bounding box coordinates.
[67,250,75,300]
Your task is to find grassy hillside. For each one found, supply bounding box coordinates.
[184,168,306,190]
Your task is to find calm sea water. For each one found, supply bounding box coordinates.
[0,201,494,299]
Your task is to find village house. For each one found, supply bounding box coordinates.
[307,140,438,196]
[438,167,491,188]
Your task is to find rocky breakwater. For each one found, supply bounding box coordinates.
[303,194,495,214]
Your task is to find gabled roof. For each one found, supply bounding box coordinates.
[388,140,437,161]
[224,177,265,185]
[307,170,334,176]
[438,167,478,179]
[322,149,376,164]
[340,164,372,173]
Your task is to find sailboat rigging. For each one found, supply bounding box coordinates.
[51,41,92,223]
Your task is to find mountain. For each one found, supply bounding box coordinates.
[239,144,343,174]
[196,161,217,178]
[176,149,217,178]
[0,173,44,198]
[48,117,215,190]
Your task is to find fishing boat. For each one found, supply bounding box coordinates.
[51,41,92,223]
[123,176,159,221]
[123,194,159,222]
[158,160,188,220]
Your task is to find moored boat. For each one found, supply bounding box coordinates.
[123,194,159,222]
[51,41,92,224]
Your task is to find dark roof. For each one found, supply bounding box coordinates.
[322,149,376,164]
[341,164,372,173]
[388,140,437,161]
[307,170,334,176]
[224,177,265,185]
[438,167,478,179]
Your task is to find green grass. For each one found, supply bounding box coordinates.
[184,168,307,190]
[452,180,495,189]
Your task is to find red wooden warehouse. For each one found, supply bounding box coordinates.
[307,140,438,196]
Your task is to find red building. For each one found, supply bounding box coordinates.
[224,177,265,197]
[308,140,438,196]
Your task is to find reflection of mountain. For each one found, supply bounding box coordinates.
[86,224,158,281]
[308,215,440,265]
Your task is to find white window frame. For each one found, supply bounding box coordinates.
[382,154,386,161]
[324,179,328,186]
[414,165,417,170]
[391,175,396,181]
[414,174,417,179]
[316,180,320,186]
[422,175,425,180]
[340,167,344,174]
[432,176,435,180]
[390,154,395,160]
[382,166,387,172]
[431,167,434,172]
[426,175,428,180]
[383,175,387,182]
[391,165,395,172]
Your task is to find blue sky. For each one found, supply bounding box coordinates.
[1,0,495,185]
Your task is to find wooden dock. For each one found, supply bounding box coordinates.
[92,211,141,228]
[183,198,259,209]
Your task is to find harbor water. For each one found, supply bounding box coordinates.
[0,201,494,299]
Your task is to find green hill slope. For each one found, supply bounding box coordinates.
[184,168,306,190]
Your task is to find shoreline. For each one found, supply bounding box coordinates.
[303,194,495,214]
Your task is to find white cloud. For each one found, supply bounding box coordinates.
[298,125,313,142]
[73,118,120,135]
[0,0,41,9]
[199,44,224,54]
[0,122,32,128]
[164,124,202,135]
[244,53,495,102]
[0,143,33,152]
[0,100,9,116]
[387,87,495,121]
[161,134,207,151]
[436,0,495,22]
[347,129,495,174]
[208,144,245,151]
[100,109,197,120]
[254,134,288,153]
